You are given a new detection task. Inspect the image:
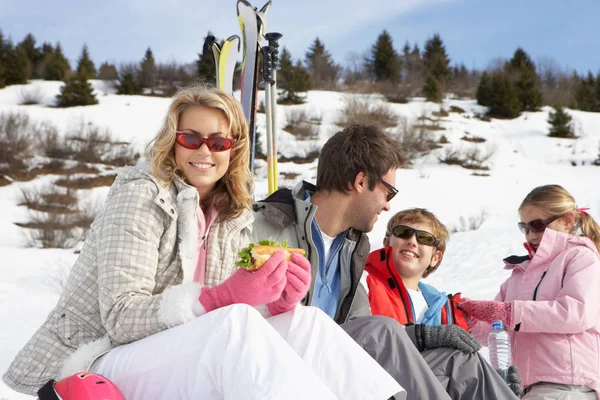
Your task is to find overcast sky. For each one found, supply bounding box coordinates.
[0,0,599,74]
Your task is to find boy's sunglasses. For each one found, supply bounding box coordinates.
[175,132,236,152]
[391,225,439,247]
[517,214,563,234]
[379,179,398,202]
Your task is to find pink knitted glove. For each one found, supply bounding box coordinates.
[199,250,287,312]
[460,299,512,327]
[267,253,312,316]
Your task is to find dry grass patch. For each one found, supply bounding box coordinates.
[284,109,321,140]
[19,185,78,214]
[336,97,397,130]
[279,150,320,164]
[461,135,486,143]
[55,174,116,189]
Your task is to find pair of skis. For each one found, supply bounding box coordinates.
[210,0,281,194]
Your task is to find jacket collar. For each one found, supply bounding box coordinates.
[503,229,600,271]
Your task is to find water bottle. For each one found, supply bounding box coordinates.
[488,320,511,381]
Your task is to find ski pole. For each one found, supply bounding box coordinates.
[265,32,282,192]
[261,45,276,194]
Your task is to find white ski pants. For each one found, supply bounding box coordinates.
[91,304,405,400]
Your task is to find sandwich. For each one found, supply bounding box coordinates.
[236,240,306,272]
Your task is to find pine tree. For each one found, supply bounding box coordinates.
[574,72,595,111]
[2,41,31,85]
[506,48,542,111]
[117,72,141,95]
[424,74,442,103]
[17,33,43,79]
[197,32,216,85]
[0,31,9,88]
[76,44,96,80]
[422,33,450,84]
[278,48,312,104]
[44,43,71,81]
[367,30,401,82]
[139,47,157,93]
[98,62,118,80]
[56,73,98,107]
[304,37,338,89]
[476,71,493,106]
[548,106,574,138]
[488,70,521,119]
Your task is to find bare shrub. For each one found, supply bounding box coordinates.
[394,116,441,165]
[51,121,140,166]
[0,112,35,171]
[18,85,45,105]
[336,96,397,129]
[379,82,412,104]
[17,192,101,248]
[438,144,496,170]
[19,185,78,213]
[450,209,489,233]
[438,147,464,166]
[461,145,496,170]
[284,109,321,140]
[16,213,83,248]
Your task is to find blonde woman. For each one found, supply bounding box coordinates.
[3,85,403,400]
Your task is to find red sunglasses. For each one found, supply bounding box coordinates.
[175,132,236,152]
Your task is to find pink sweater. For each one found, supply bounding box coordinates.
[193,204,218,285]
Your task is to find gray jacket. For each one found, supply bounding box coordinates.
[251,181,371,324]
[3,166,253,395]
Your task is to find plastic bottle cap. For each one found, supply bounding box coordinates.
[492,320,504,330]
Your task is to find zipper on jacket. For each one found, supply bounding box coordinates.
[568,337,574,384]
[448,294,456,325]
[533,271,548,300]
[385,253,413,324]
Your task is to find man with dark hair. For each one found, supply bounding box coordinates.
[251,124,519,399]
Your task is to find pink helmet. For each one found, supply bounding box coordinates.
[38,372,125,400]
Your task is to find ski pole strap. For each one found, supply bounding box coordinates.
[38,379,61,400]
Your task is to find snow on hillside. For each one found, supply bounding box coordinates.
[1,81,600,399]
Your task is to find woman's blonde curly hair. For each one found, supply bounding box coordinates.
[147,83,252,221]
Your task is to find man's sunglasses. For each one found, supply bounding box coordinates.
[517,214,563,234]
[391,225,439,247]
[175,132,236,152]
[380,179,398,202]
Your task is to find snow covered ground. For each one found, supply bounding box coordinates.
[1,81,599,399]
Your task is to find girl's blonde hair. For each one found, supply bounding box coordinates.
[384,208,450,278]
[147,83,252,221]
[520,184,600,253]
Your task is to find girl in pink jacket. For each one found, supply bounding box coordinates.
[461,185,600,400]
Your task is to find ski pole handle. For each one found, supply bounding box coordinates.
[265,32,283,67]
[260,46,275,85]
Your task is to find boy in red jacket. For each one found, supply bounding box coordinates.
[366,208,523,398]
[366,208,468,329]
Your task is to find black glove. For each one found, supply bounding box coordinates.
[414,324,482,354]
[506,365,523,398]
